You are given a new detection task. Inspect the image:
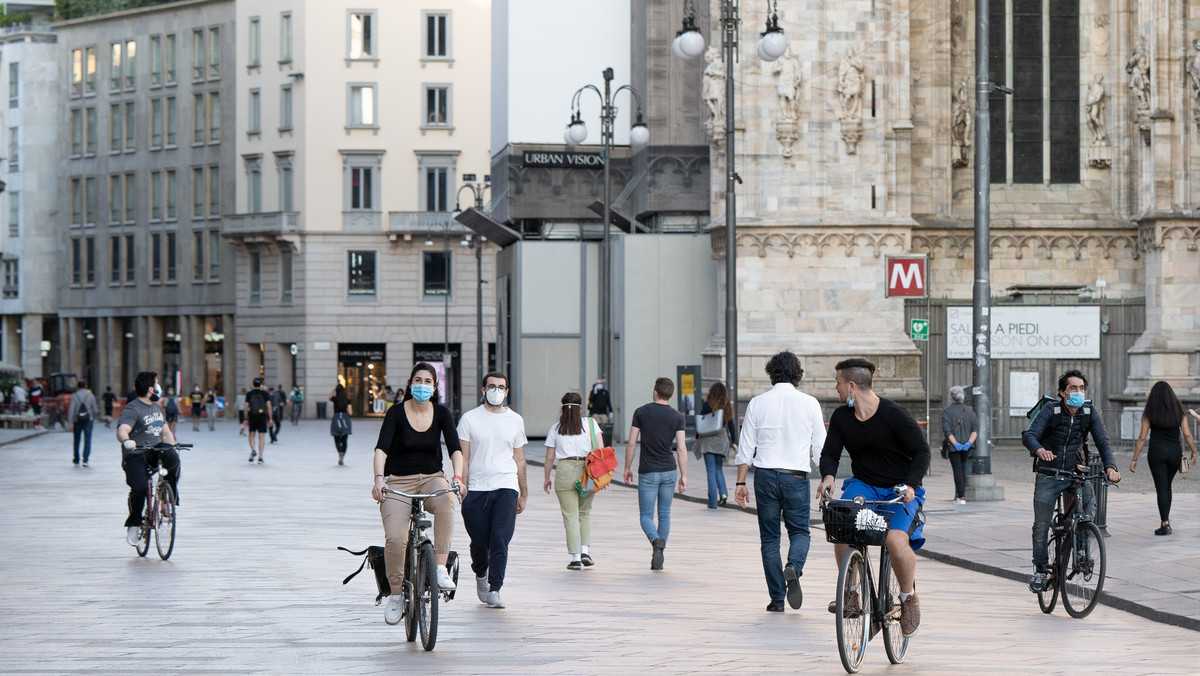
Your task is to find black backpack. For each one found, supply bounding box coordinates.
[74,401,90,425]
[247,389,267,415]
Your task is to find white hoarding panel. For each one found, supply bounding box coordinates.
[947,306,1100,359]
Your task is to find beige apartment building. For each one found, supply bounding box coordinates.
[227,1,493,416]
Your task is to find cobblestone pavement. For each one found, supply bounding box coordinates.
[1,419,1196,674]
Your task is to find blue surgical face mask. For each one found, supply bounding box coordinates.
[1066,392,1085,408]
[410,384,434,402]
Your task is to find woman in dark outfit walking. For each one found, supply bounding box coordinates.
[1130,381,1197,535]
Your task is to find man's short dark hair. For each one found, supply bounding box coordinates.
[77,380,87,390]
[764,351,804,386]
[134,371,157,397]
[835,358,876,389]
[654,377,674,400]
[481,371,508,389]
[253,377,263,387]
[1057,369,1088,393]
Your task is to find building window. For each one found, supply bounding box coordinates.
[151,232,162,282]
[109,174,121,223]
[6,127,15,170]
[209,229,220,278]
[109,103,121,152]
[3,259,17,298]
[70,178,82,224]
[85,237,95,284]
[110,235,121,283]
[248,88,261,133]
[151,98,163,148]
[349,11,375,59]
[72,48,83,96]
[85,177,96,224]
[150,36,162,85]
[84,46,97,94]
[281,249,293,301]
[8,62,18,108]
[279,166,293,211]
[280,12,293,63]
[85,108,96,154]
[71,109,82,155]
[124,102,135,151]
[72,238,81,284]
[193,94,205,144]
[349,84,376,127]
[348,251,376,297]
[350,167,373,210]
[166,96,177,145]
[424,13,449,58]
[166,232,176,281]
[193,167,204,217]
[166,170,177,219]
[208,91,221,142]
[249,169,262,213]
[424,85,449,126]
[989,0,1079,184]
[209,165,220,216]
[7,192,17,237]
[248,17,261,67]
[250,251,261,302]
[193,231,203,280]
[151,171,162,221]
[124,39,136,89]
[279,85,293,130]
[125,234,135,282]
[192,29,205,80]
[124,172,135,221]
[423,250,450,297]
[109,43,121,91]
[166,34,177,83]
[425,167,449,212]
[208,27,221,79]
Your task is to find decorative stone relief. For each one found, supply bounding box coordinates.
[772,51,802,157]
[1187,39,1200,133]
[1092,15,1110,56]
[951,75,972,168]
[911,231,1140,261]
[733,229,907,259]
[837,46,865,155]
[1126,37,1151,145]
[702,47,726,145]
[1085,74,1111,168]
[951,1,967,56]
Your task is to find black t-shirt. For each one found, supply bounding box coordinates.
[330,392,350,414]
[374,402,461,476]
[631,402,685,473]
[820,398,931,489]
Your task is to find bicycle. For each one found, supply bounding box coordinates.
[1033,464,1112,619]
[381,485,460,651]
[129,443,192,560]
[821,485,910,674]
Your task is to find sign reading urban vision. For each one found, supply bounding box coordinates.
[522,151,605,169]
[946,306,1100,360]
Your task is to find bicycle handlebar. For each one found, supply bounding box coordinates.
[382,486,459,500]
[1036,464,1118,485]
[127,443,193,453]
[820,483,908,506]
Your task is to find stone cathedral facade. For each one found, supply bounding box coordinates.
[664,0,1200,407]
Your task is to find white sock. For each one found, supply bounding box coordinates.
[581,545,589,555]
[571,553,582,562]
[899,589,913,601]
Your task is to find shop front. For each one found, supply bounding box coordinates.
[337,343,387,417]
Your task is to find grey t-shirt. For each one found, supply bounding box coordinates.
[118,398,166,453]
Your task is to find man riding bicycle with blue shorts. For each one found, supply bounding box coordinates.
[116,371,180,547]
[816,358,930,639]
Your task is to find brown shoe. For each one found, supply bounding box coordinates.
[899,592,920,637]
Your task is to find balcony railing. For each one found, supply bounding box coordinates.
[223,211,299,237]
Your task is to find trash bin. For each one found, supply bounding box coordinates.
[600,422,614,445]
[316,402,327,419]
[1087,457,1109,536]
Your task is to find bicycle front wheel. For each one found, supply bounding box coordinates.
[416,541,439,651]
[1061,521,1105,618]
[835,547,869,674]
[879,554,909,664]
[155,482,176,560]
[1037,535,1060,614]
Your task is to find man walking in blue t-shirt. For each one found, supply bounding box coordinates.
[624,377,688,570]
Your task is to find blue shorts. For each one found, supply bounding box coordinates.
[839,477,927,551]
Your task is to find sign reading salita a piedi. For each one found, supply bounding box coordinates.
[946,306,1100,360]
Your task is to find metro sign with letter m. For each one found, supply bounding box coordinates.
[885,256,928,298]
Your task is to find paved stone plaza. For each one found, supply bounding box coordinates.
[1,420,1197,674]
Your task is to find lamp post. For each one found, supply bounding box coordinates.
[564,69,649,410]
[454,175,491,389]
[674,0,787,431]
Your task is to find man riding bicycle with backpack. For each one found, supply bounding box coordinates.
[116,371,180,546]
[1022,369,1120,593]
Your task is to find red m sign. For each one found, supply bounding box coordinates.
[886,256,927,298]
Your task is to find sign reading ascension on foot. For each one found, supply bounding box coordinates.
[946,306,1100,359]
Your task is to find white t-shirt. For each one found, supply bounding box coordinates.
[545,418,603,460]
[457,405,528,492]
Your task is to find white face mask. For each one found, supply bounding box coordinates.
[485,389,506,406]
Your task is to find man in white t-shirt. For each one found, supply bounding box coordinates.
[457,371,528,609]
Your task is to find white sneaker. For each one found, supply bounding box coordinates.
[486,590,505,608]
[384,594,405,625]
[954,497,967,505]
[436,566,456,590]
[126,526,141,546]
[476,576,489,603]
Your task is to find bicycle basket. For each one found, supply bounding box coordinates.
[822,502,894,546]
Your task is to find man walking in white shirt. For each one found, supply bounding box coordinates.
[734,351,827,612]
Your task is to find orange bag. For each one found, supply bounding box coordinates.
[576,418,617,497]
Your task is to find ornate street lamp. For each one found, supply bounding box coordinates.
[454,175,491,388]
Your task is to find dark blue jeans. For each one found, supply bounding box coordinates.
[1032,474,1094,566]
[754,469,812,601]
[461,488,519,592]
[72,420,93,464]
[704,453,728,508]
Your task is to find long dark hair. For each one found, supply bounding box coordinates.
[557,391,584,436]
[1143,380,1184,429]
[706,382,734,421]
[402,361,439,403]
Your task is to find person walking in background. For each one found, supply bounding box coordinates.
[235,388,246,436]
[290,385,304,424]
[623,377,688,571]
[162,389,179,436]
[941,385,978,505]
[1130,382,1197,535]
[543,391,601,570]
[101,385,116,428]
[188,385,203,432]
[67,381,99,467]
[243,378,271,464]
[458,371,529,609]
[697,382,737,509]
[204,388,217,431]
[30,381,43,418]
[269,385,286,443]
[587,379,612,423]
[734,352,826,612]
[330,384,354,465]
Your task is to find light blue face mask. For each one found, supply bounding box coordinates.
[1066,392,1085,408]
[410,384,434,402]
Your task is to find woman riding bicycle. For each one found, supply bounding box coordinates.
[116,371,179,547]
[371,362,463,626]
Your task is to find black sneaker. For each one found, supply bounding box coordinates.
[784,564,803,609]
[1154,524,1172,536]
[766,599,785,612]
[650,537,665,570]
[248,451,256,463]
[580,553,594,567]
[1028,569,1051,593]
[567,560,582,570]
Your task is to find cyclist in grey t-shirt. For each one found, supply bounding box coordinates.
[116,371,179,546]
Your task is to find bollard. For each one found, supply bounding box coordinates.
[1088,457,1109,536]
[315,402,327,419]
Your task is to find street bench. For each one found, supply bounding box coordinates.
[0,415,37,429]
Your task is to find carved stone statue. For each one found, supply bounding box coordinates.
[951,76,972,168]
[1092,15,1110,56]
[951,1,966,57]
[702,47,726,138]
[1187,39,1200,133]
[772,51,802,121]
[1085,74,1108,144]
[837,46,865,154]
[1126,37,1151,144]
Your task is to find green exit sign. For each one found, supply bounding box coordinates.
[910,319,929,341]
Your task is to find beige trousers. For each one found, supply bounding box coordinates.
[553,458,596,555]
[379,473,455,591]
